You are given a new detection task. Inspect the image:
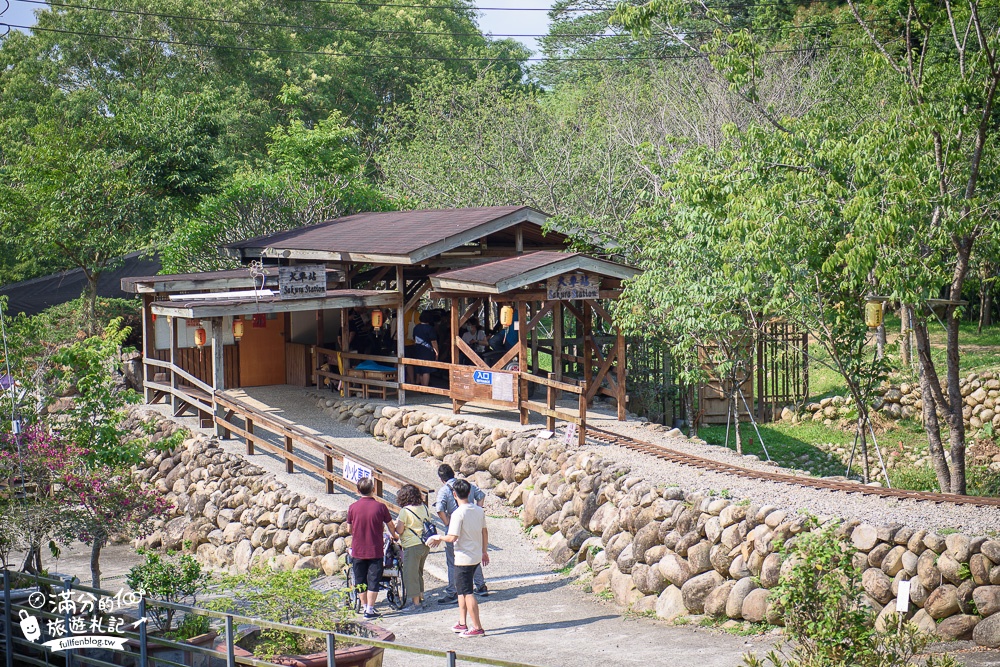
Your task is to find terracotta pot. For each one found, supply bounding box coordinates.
[217,622,394,667]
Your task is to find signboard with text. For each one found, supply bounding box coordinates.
[343,457,373,484]
[546,273,600,300]
[278,265,326,300]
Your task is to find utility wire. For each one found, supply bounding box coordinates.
[10,0,898,40]
[0,21,859,61]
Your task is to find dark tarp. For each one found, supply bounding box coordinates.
[0,253,161,317]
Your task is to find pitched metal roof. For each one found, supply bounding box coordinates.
[121,267,343,294]
[430,252,640,294]
[222,206,555,264]
[149,289,400,319]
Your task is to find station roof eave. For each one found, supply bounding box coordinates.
[149,289,400,319]
[122,267,344,294]
[220,206,559,265]
[429,251,641,295]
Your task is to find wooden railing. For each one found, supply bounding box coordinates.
[143,357,214,417]
[213,393,429,509]
[521,373,587,445]
[314,348,401,394]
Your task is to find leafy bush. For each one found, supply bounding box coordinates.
[127,550,211,638]
[744,521,959,667]
[209,567,356,659]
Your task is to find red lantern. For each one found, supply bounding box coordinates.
[371,310,384,329]
[233,318,245,341]
[194,327,207,348]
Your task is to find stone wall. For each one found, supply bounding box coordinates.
[135,397,1000,647]
[783,371,1000,434]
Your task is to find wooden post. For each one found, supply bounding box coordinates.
[141,295,154,403]
[514,224,524,254]
[451,298,460,413]
[246,418,254,455]
[169,314,180,416]
[285,435,294,473]
[615,328,627,421]
[546,373,556,431]
[552,301,563,398]
[325,454,335,494]
[578,381,587,446]
[530,302,540,376]
[211,318,226,438]
[316,309,325,390]
[582,301,593,405]
[517,300,529,425]
[396,266,407,405]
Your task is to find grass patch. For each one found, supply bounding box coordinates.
[699,421,850,476]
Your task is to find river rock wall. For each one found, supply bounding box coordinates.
[135,397,1000,647]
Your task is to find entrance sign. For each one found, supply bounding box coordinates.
[546,273,600,300]
[473,370,493,385]
[278,265,326,299]
[343,457,373,484]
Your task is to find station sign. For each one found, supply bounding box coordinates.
[546,273,600,300]
[278,265,326,299]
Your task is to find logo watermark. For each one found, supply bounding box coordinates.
[21,587,146,652]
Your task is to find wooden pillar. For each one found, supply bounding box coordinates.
[169,315,180,416]
[211,318,226,438]
[530,302,539,376]
[141,295,154,403]
[578,381,588,446]
[546,373,556,431]
[517,300,528,425]
[396,266,407,405]
[615,328,627,421]
[552,302,563,396]
[316,309,325,390]
[246,417,255,455]
[450,298,460,413]
[514,224,523,254]
[582,301,593,405]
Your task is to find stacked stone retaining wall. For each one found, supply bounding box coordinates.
[134,397,1000,647]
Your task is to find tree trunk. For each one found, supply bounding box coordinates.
[945,302,967,495]
[83,269,101,335]
[91,538,104,589]
[732,388,742,455]
[686,383,697,438]
[900,305,912,367]
[980,286,993,333]
[876,323,886,360]
[914,318,953,493]
[855,412,870,484]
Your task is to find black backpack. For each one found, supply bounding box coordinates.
[406,507,437,542]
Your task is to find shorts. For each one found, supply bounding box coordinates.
[455,564,479,596]
[352,558,383,594]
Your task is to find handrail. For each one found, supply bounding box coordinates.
[143,356,214,395]
[5,571,547,667]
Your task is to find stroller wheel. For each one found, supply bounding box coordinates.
[345,559,362,613]
[385,573,406,611]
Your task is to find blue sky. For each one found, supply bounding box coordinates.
[3,1,554,53]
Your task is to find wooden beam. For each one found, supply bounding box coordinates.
[525,301,553,332]
[582,301,593,404]
[517,300,529,425]
[142,295,154,403]
[455,336,488,369]
[451,298,461,412]
[514,224,523,254]
[396,266,407,405]
[151,291,401,319]
[169,315,179,415]
[316,310,325,390]
[552,301,563,392]
[404,281,430,314]
[490,343,519,371]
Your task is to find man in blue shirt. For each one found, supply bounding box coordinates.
[435,464,488,603]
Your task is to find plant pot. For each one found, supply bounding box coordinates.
[216,622,394,667]
[119,629,218,667]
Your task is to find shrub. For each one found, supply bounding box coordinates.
[127,550,211,638]
[744,521,960,667]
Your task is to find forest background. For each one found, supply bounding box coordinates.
[3,0,1000,496]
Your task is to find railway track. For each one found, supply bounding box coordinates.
[586,426,1000,508]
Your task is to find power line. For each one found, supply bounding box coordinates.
[0,20,859,61]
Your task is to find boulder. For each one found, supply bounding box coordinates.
[726,577,758,620]
[937,553,965,586]
[741,589,770,623]
[946,534,972,563]
[680,571,724,614]
[655,586,687,621]
[862,568,894,606]
[687,541,713,575]
[611,567,639,606]
[973,586,1000,617]
[974,613,1000,648]
[981,540,1000,564]
[703,581,736,618]
[910,609,938,636]
[937,614,979,641]
[918,551,942,591]
[925,584,961,619]
[851,524,879,551]
[760,553,782,589]
[659,553,693,587]
[880,546,907,577]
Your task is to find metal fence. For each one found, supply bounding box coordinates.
[3,571,544,667]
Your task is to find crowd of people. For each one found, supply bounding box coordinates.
[345,464,492,638]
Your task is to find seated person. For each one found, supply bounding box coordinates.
[461,318,488,356]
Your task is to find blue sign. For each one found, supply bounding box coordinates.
[473,370,493,385]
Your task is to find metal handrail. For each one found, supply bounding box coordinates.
[3,571,545,667]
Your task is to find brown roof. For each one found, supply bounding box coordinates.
[121,267,343,294]
[223,206,555,262]
[149,289,400,318]
[430,252,640,294]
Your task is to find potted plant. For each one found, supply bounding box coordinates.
[209,567,393,667]
[123,549,216,667]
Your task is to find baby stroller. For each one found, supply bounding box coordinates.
[345,537,406,612]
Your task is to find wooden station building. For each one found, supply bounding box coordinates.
[122,206,640,444]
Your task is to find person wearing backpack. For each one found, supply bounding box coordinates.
[435,464,487,604]
[393,484,434,611]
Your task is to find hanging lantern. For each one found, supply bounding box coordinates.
[232,318,245,341]
[194,327,207,348]
[371,310,384,329]
[500,305,514,327]
[864,299,884,329]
